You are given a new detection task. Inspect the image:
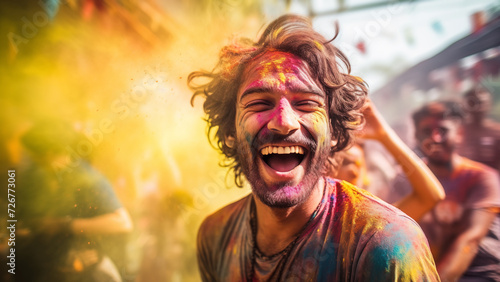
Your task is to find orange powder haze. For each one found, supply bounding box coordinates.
[1,1,265,281]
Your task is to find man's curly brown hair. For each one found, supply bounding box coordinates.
[188,14,368,187]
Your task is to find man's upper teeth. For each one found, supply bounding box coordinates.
[261,146,304,155]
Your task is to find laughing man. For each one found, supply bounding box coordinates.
[189,14,439,281]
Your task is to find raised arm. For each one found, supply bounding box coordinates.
[35,207,133,236]
[360,100,445,221]
[69,207,133,235]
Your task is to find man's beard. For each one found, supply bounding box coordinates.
[236,129,330,208]
[421,140,454,167]
[427,155,453,168]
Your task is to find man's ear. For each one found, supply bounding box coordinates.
[330,139,338,152]
[330,139,337,147]
[225,136,235,148]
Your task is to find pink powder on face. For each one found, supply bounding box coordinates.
[242,51,316,93]
[282,182,303,197]
[256,52,303,88]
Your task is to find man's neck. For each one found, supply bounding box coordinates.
[468,115,486,127]
[253,177,325,256]
[427,154,461,178]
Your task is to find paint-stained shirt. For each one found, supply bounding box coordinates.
[197,177,439,281]
[418,157,500,280]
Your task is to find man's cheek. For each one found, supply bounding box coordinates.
[312,110,328,125]
[235,110,244,127]
[236,130,253,151]
[309,112,329,141]
[244,132,254,148]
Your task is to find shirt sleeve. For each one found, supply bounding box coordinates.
[355,216,440,281]
[197,218,217,282]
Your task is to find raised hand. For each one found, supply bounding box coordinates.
[359,99,391,141]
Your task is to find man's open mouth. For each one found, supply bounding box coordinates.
[260,145,306,172]
[422,140,445,155]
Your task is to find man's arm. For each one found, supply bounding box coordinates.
[361,101,445,221]
[436,208,496,281]
[36,207,133,235]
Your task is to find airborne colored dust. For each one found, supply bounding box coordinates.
[0,1,266,281]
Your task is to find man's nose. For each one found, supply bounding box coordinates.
[267,98,300,135]
[430,128,444,143]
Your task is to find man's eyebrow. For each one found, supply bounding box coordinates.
[240,86,324,101]
[239,87,273,101]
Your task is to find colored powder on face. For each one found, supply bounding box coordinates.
[278,72,286,84]
[260,56,287,83]
[243,51,322,97]
[255,52,303,89]
[282,182,303,197]
[310,113,328,144]
[244,132,253,148]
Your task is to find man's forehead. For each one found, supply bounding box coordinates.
[245,50,309,76]
[238,50,323,98]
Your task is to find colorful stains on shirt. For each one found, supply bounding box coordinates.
[418,157,500,280]
[197,177,439,281]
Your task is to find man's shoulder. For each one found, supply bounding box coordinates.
[326,178,420,230]
[325,178,433,272]
[457,157,499,178]
[330,178,410,217]
[484,119,500,133]
[455,157,500,208]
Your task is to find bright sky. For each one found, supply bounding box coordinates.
[303,0,499,91]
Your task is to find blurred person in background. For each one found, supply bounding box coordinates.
[330,140,368,188]
[413,100,500,281]
[328,101,445,222]
[15,119,133,282]
[458,84,500,171]
[189,14,439,281]
[135,189,197,282]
